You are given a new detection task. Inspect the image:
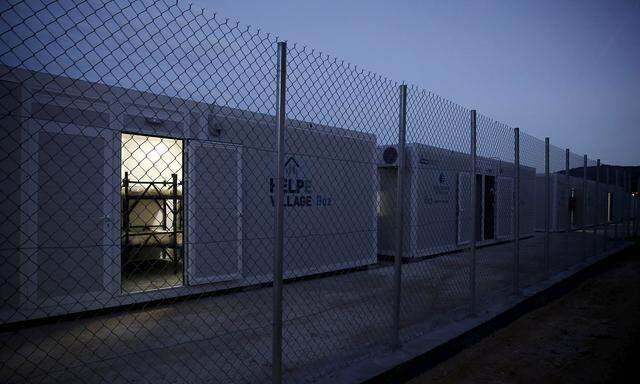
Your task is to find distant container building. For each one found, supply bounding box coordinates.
[534,173,626,232]
[377,143,536,258]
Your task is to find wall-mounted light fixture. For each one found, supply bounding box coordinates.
[145,116,163,126]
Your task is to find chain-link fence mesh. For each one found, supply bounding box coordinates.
[547,144,571,273]
[2,0,279,382]
[1,1,637,383]
[473,115,516,310]
[519,132,545,288]
[399,88,472,341]
[281,43,399,382]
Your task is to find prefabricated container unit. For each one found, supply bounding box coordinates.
[583,179,597,227]
[563,174,588,229]
[377,143,536,258]
[566,175,627,229]
[0,68,378,323]
[602,183,624,224]
[535,173,569,232]
[535,174,613,232]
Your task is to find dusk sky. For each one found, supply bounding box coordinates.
[199,0,640,166]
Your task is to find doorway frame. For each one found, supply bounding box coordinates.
[119,131,186,293]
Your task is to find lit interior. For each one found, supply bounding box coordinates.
[120,133,184,293]
[121,133,182,183]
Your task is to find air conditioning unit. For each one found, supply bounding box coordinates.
[378,145,399,167]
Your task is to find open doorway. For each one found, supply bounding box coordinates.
[121,133,184,293]
[473,174,496,242]
[483,175,496,240]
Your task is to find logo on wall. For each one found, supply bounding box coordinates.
[284,156,301,179]
[269,156,333,207]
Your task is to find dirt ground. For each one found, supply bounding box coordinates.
[407,243,640,384]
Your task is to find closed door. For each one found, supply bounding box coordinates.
[457,172,472,245]
[186,141,242,285]
[22,118,119,303]
[496,176,513,239]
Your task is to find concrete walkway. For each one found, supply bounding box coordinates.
[0,227,632,384]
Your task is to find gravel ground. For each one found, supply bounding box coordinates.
[407,242,640,384]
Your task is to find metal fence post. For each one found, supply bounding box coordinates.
[614,170,619,240]
[633,176,640,237]
[627,172,631,238]
[619,170,622,239]
[623,171,627,239]
[620,172,623,235]
[604,166,609,251]
[582,154,587,260]
[392,84,407,349]
[625,171,629,239]
[513,128,520,294]
[632,176,635,237]
[620,171,627,240]
[470,110,478,315]
[633,178,636,237]
[629,173,631,238]
[636,178,640,237]
[627,172,632,238]
[272,40,287,384]
[565,149,570,259]
[544,137,550,278]
[594,159,600,257]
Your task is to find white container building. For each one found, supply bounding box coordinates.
[0,68,378,323]
[534,174,584,231]
[535,173,627,232]
[377,143,536,258]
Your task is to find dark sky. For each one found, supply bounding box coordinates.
[199,0,640,165]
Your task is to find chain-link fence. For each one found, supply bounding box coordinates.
[1,1,639,383]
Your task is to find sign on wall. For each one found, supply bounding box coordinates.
[425,172,452,205]
[269,156,333,207]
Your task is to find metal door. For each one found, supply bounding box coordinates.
[186,141,242,285]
